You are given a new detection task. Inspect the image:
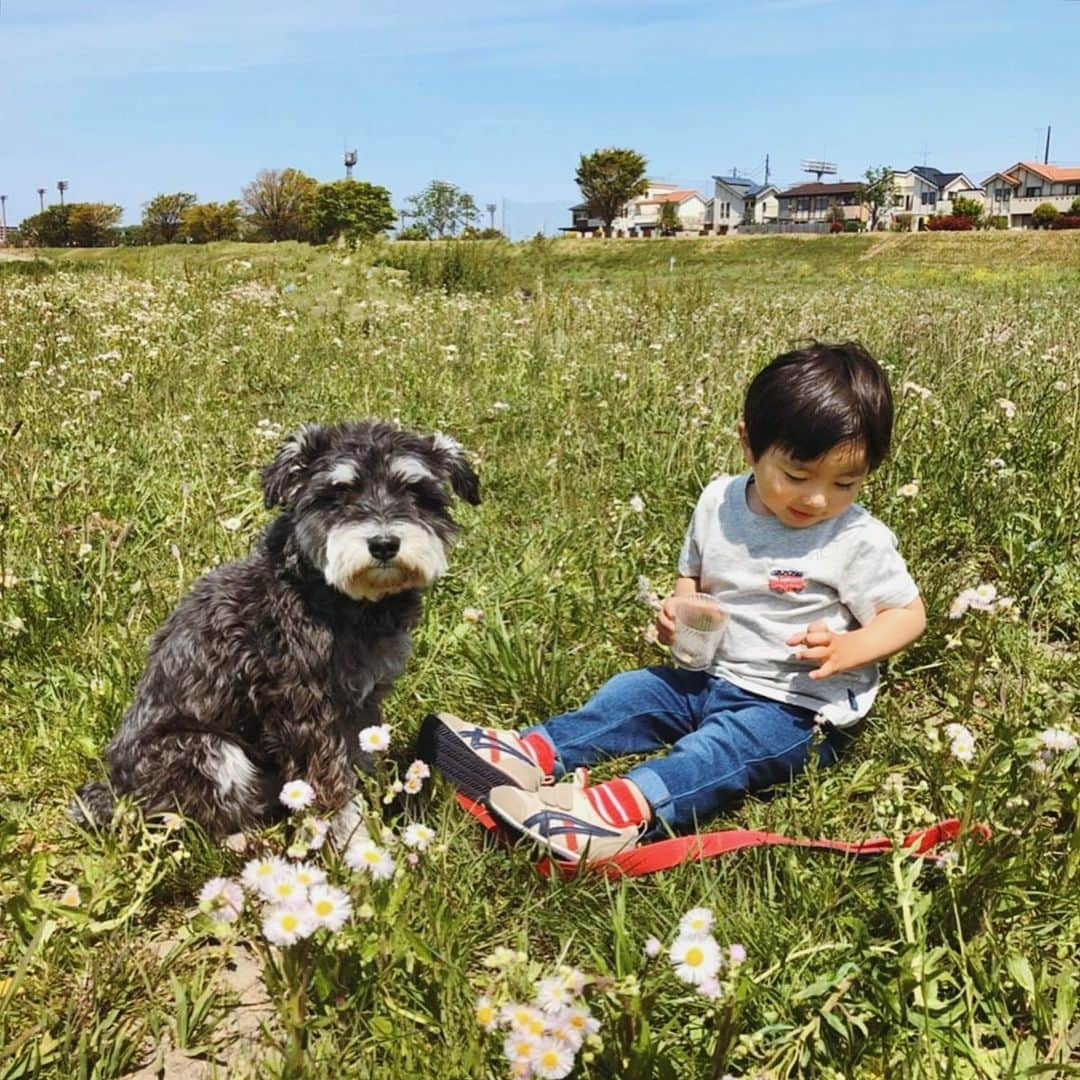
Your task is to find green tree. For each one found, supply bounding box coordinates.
[181,201,244,243]
[311,180,395,244]
[242,168,318,241]
[406,181,479,238]
[1069,196,1080,215]
[950,195,984,223]
[19,205,71,247]
[856,166,897,232]
[575,147,648,236]
[142,192,197,244]
[67,203,123,247]
[1031,202,1060,229]
[658,201,680,235]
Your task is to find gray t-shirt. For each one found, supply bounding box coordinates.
[678,474,919,727]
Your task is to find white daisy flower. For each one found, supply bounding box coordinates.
[1039,728,1077,753]
[262,904,317,946]
[59,883,81,908]
[402,775,423,795]
[897,481,920,498]
[678,907,714,936]
[263,867,307,906]
[241,855,288,892]
[534,975,574,1014]
[402,823,436,850]
[279,779,316,811]
[344,839,395,880]
[562,1005,600,1039]
[503,1031,539,1069]
[531,1038,575,1079]
[728,943,747,966]
[462,606,485,624]
[502,1003,545,1035]
[309,885,352,932]
[405,759,431,782]
[670,933,722,986]
[198,877,244,922]
[474,995,499,1032]
[996,398,1017,420]
[359,724,392,753]
[944,723,976,764]
[291,862,327,889]
[299,816,330,851]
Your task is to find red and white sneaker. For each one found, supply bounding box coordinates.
[417,713,554,802]
[486,775,648,865]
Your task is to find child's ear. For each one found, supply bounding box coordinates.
[736,421,755,465]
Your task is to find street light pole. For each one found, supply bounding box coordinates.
[0,195,7,245]
[37,188,46,212]
[486,203,497,231]
[57,180,69,206]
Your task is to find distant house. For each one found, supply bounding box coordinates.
[775,181,866,226]
[982,161,1080,228]
[0,224,18,245]
[563,180,709,237]
[888,167,983,229]
[709,174,779,234]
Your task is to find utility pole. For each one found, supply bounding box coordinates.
[57,180,69,206]
[1044,125,1052,165]
[764,154,770,185]
[0,195,7,245]
[37,188,46,212]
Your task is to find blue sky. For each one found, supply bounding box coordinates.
[2,0,1078,238]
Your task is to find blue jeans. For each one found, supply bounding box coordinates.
[523,666,850,834]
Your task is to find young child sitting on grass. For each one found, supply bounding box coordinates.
[420,342,926,865]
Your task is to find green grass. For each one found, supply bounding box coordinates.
[1,235,1078,1078]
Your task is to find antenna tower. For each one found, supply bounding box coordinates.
[344,149,358,179]
[800,159,837,182]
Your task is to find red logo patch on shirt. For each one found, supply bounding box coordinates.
[768,569,805,593]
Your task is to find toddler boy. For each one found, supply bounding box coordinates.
[421,342,926,864]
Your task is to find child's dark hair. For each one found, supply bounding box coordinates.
[743,341,893,470]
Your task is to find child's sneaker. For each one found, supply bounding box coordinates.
[486,777,647,865]
[417,713,550,801]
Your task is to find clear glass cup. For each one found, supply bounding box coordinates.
[670,593,727,670]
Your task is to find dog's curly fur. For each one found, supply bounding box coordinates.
[71,419,479,836]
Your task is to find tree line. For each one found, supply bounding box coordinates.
[15,171,503,248]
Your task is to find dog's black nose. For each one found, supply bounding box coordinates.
[368,535,401,563]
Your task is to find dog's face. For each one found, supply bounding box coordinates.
[262,420,480,601]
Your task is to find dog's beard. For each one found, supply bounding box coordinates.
[322,522,448,601]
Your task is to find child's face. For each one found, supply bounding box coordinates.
[740,430,868,528]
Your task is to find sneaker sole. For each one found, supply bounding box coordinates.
[416,714,532,803]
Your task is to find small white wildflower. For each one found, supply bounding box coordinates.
[344,839,395,880]
[462,606,485,624]
[670,933,722,986]
[996,398,1017,420]
[219,516,243,532]
[262,904,317,946]
[896,481,920,498]
[402,775,423,795]
[406,759,431,782]
[944,722,976,764]
[491,401,511,412]
[291,862,327,889]
[531,1038,574,1079]
[728,943,747,966]
[263,867,307,906]
[59,883,81,908]
[279,779,316,811]
[503,1031,540,1070]
[198,878,244,923]
[241,855,287,892]
[902,381,932,400]
[309,885,352,932]
[562,1006,600,1039]
[475,995,499,1031]
[1039,728,1077,753]
[698,975,722,1000]
[402,823,436,850]
[534,976,574,1014]
[77,542,93,557]
[502,1003,545,1033]
[678,907,714,936]
[628,494,645,513]
[359,724,392,753]
[1052,379,1068,392]
[988,457,1006,470]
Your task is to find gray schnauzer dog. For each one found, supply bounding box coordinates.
[71,419,479,837]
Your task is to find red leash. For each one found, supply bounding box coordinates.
[455,792,989,880]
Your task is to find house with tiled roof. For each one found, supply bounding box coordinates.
[775,180,867,226]
[564,180,709,236]
[888,166,983,229]
[982,162,1080,228]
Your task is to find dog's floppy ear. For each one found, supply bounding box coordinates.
[262,423,328,509]
[428,431,481,505]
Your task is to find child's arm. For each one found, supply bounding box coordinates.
[787,596,926,680]
[656,575,701,645]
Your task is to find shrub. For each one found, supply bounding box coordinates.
[842,220,861,233]
[373,239,540,294]
[829,221,843,234]
[1030,202,1060,229]
[988,215,1009,230]
[1049,215,1080,230]
[1070,196,1080,215]
[926,215,974,231]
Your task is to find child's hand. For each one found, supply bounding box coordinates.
[787,621,859,680]
[656,595,680,646]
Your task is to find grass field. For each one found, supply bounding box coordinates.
[1,233,1078,1078]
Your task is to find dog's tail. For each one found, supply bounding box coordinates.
[69,781,116,828]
